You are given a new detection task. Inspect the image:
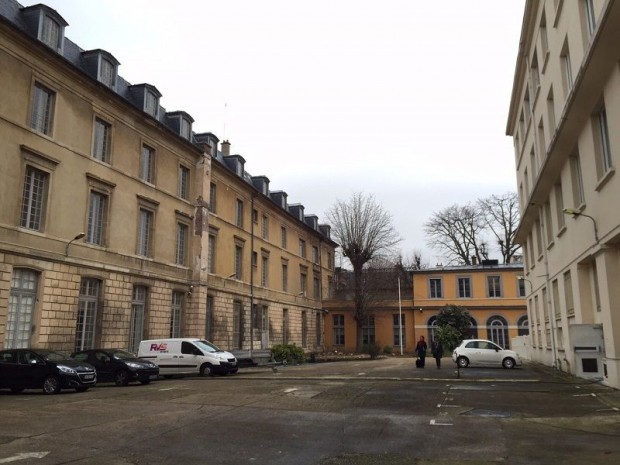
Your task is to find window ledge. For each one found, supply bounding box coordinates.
[542,50,551,74]
[546,240,555,250]
[595,167,615,192]
[557,225,567,238]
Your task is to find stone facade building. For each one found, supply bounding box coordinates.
[507,0,620,388]
[0,1,336,357]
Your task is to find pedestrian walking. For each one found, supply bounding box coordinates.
[415,336,427,368]
[431,340,444,369]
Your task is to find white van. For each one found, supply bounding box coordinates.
[138,338,238,376]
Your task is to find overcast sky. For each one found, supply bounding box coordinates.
[27,0,526,266]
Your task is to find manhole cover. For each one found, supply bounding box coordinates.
[463,408,512,418]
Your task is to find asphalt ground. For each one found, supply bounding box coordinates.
[0,357,619,465]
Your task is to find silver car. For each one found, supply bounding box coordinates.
[452,339,521,369]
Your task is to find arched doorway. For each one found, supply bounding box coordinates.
[467,317,478,339]
[427,316,438,343]
[517,315,529,336]
[487,315,509,348]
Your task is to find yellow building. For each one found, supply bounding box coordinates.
[323,262,527,354]
[413,262,528,349]
[507,1,620,388]
[323,268,415,354]
[0,1,336,357]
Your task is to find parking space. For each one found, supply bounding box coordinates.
[0,358,618,465]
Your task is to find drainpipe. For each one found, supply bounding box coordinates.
[540,220,558,369]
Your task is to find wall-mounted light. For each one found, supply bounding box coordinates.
[419,308,423,313]
[562,208,599,242]
[65,232,85,255]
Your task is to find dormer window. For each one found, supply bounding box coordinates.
[41,14,60,50]
[99,57,116,89]
[165,111,194,140]
[82,50,119,90]
[145,91,159,118]
[180,117,191,140]
[21,5,68,54]
[129,84,162,119]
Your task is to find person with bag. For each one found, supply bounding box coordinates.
[431,339,444,369]
[415,336,427,368]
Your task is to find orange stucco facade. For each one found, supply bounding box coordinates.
[324,263,528,354]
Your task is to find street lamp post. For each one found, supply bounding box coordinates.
[562,208,599,242]
[398,276,403,356]
[65,232,85,255]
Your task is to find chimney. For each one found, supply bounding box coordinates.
[471,256,477,265]
[221,140,231,156]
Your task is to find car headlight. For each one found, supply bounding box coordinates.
[57,365,77,374]
[126,362,142,369]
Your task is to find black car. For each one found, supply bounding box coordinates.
[71,349,159,386]
[0,349,96,394]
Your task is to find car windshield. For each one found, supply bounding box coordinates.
[194,340,222,353]
[112,350,137,359]
[39,350,70,362]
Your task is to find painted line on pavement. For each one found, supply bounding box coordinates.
[429,419,453,426]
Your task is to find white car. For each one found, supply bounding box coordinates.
[452,339,521,369]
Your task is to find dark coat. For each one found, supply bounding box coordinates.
[432,342,444,358]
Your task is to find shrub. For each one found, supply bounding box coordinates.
[271,344,305,364]
[362,343,381,359]
[383,345,394,355]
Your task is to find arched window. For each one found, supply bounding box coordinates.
[487,315,509,348]
[517,315,529,336]
[7,269,39,348]
[468,317,478,339]
[427,316,438,343]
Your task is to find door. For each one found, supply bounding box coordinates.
[260,306,269,349]
[153,342,180,375]
[6,270,38,349]
[18,350,48,389]
[0,351,19,389]
[478,341,503,365]
[178,341,202,374]
[91,350,115,382]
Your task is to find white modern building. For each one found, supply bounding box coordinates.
[507,0,620,388]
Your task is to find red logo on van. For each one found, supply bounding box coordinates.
[150,343,168,352]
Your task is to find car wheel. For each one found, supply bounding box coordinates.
[199,363,214,377]
[114,370,130,386]
[457,356,469,368]
[10,387,24,394]
[503,358,515,369]
[43,376,61,394]
[139,379,151,385]
[76,386,89,393]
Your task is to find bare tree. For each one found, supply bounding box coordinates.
[424,204,487,265]
[478,192,521,264]
[326,192,401,351]
[400,248,428,270]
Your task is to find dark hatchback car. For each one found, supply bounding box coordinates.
[0,349,97,394]
[71,349,159,386]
